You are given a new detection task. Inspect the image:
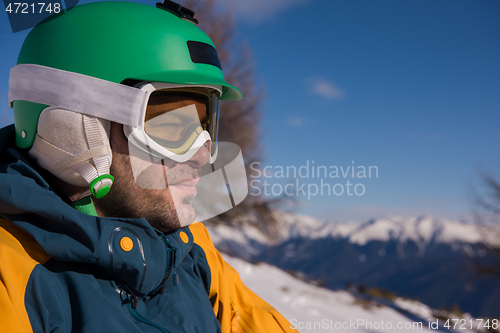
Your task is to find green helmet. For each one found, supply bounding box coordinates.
[12,0,242,148]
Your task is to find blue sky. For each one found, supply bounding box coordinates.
[231,0,500,222]
[1,0,499,222]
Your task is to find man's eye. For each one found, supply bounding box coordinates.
[151,121,181,127]
[147,114,182,125]
[163,124,183,131]
[201,119,209,130]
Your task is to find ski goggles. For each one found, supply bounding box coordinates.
[123,82,222,164]
[123,82,248,225]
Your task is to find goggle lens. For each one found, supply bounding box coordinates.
[143,89,220,158]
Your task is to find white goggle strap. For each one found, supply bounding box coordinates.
[8,64,146,127]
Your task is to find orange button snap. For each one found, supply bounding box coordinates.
[120,237,134,252]
[179,231,189,244]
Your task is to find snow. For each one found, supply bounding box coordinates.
[415,216,435,243]
[284,213,492,246]
[223,254,478,333]
[279,212,329,240]
[342,215,494,248]
[206,213,500,265]
[209,212,497,253]
[348,218,395,245]
[328,222,359,238]
[436,220,483,244]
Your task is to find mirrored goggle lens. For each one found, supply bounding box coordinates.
[144,90,220,156]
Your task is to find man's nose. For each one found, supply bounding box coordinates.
[186,141,210,167]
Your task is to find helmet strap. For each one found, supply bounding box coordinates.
[29,109,114,199]
[71,196,98,217]
[81,115,113,198]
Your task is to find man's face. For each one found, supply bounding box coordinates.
[93,96,210,233]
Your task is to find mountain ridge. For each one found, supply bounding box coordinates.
[206,212,500,317]
[207,212,493,258]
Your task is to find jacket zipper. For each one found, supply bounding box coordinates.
[128,304,172,333]
[125,233,179,332]
[159,233,178,286]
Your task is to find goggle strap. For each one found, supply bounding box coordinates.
[8,64,146,127]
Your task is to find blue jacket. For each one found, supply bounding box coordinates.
[0,124,294,333]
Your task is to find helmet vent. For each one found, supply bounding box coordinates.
[187,41,222,70]
[156,0,198,24]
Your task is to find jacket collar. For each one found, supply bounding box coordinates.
[0,124,191,296]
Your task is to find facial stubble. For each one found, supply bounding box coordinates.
[93,125,197,234]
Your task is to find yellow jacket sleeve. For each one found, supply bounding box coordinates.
[189,222,296,333]
[0,218,51,333]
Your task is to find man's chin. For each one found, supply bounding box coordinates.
[174,204,196,227]
[168,189,195,225]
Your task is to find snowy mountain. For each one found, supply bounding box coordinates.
[208,214,492,254]
[206,213,500,318]
[224,254,492,333]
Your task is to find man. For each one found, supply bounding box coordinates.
[0,1,295,332]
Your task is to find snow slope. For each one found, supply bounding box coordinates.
[223,254,484,333]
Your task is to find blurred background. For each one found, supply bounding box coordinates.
[2,0,500,330]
